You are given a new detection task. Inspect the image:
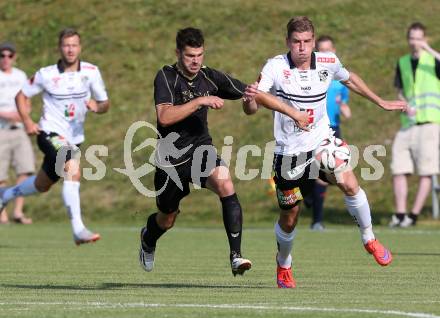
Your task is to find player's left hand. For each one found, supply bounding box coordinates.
[86,99,99,113]
[379,100,408,112]
[243,82,259,103]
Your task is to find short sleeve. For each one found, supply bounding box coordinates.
[90,68,108,101]
[207,68,245,100]
[22,70,44,97]
[154,69,175,106]
[333,55,350,82]
[257,60,276,93]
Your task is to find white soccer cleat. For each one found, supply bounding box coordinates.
[139,244,155,272]
[399,215,414,228]
[231,256,252,276]
[73,228,101,245]
[388,214,402,228]
[139,227,155,272]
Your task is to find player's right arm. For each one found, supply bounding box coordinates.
[156,96,223,127]
[243,86,309,131]
[154,69,223,127]
[15,71,44,135]
[242,58,309,131]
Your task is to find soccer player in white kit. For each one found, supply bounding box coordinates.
[0,28,110,245]
[242,17,407,288]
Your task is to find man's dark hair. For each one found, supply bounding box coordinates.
[176,27,204,51]
[407,22,426,38]
[286,16,315,38]
[58,28,81,46]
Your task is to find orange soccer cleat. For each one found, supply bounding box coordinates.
[364,239,393,266]
[277,263,296,288]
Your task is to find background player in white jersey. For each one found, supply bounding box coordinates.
[242,16,407,288]
[0,28,110,245]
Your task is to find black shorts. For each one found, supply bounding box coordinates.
[272,152,329,210]
[37,132,80,182]
[154,152,224,214]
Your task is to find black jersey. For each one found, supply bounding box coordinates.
[153,64,245,164]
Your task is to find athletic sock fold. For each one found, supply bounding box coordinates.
[344,188,375,244]
[275,222,296,268]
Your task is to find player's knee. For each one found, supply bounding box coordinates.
[157,211,178,230]
[216,179,235,197]
[279,207,300,232]
[35,182,51,193]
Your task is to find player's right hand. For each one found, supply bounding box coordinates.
[294,111,311,132]
[243,82,259,103]
[24,119,40,135]
[200,96,224,109]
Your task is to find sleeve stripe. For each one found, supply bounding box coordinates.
[200,70,218,91]
[224,73,244,95]
[160,68,174,105]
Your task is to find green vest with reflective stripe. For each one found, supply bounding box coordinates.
[399,51,440,128]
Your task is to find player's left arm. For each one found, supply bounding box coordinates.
[88,68,110,114]
[342,71,407,111]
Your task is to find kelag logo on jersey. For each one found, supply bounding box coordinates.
[317,57,335,63]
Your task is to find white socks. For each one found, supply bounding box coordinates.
[344,188,375,244]
[275,222,296,268]
[2,175,38,203]
[62,181,85,235]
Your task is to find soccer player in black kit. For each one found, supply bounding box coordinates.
[138,27,253,275]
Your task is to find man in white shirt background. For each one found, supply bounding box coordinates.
[0,42,35,225]
[0,29,110,245]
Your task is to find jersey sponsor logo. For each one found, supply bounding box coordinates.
[52,76,62,87]
[81,75,89,84]
[283,69,291,79]
[276,187,303,207]
[298,71,309,82]
[318,70,329,82]
[317,57,335,63]
[301,86,311,91]
[64,104,75,120]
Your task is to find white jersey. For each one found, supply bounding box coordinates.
[0,67,27,128]
[22,60,108,144]
[258,52,349,155]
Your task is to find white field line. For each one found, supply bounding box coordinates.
[106,226,440,235]
[0,302,439,318]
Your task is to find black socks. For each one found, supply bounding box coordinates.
[142,212,166,251]
[220,193,243,259]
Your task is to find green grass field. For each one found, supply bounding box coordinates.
[1,223,440,318]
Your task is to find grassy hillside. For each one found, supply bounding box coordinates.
[1,0,440,225]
